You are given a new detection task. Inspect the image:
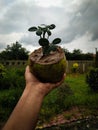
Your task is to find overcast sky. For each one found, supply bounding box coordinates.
[0,0,98,53]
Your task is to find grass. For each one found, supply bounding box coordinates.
[38,73,98,125]
[65,74,98,108]
[0,73,98,124]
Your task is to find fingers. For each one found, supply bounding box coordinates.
[25,65,66,90]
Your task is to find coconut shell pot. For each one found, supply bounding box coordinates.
[28,24,66,83]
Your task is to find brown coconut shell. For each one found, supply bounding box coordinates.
[29,46,66,83]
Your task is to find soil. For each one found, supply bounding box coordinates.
[37,106,98,129]
[29,46,65,65]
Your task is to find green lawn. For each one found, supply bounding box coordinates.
[0,73,98,124]
[65,74,98,108]
[39,74,98,124]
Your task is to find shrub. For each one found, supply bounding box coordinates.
[0,63,6,78]
[0,67,25,90]
[86,67,98,92]
[0,66,25,121]
[0,88,22,121]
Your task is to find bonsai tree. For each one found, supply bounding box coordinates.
[28,24,66,83]
[28,24,61,56]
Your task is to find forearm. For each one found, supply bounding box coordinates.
[3,85,44,130]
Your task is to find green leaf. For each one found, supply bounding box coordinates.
[42,27,47,32]
[52,38,61,44]
[28,27,37,32]
[48,24,56,30]
[47,30,52,36]
[39,38,49,46]
[36,30,42,36]
[49,45,57,51]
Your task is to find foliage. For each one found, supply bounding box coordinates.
[86,67,98,92]
[39,74,98,124]
[56,82,74,109]
[95,50,98,68]
[0,41,29,60]
[71,63,79,73]
[39,82,73,123]
[0,88,22,121]
[0,63,6,78]
[1,73,98,123]
[0,67,25,90]
[63,48,94,60]
[0,66,25,121]
[28,24,61,55]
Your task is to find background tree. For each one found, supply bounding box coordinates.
[71,49,82,60]
[0,42,29,60]
[63,48,93,60]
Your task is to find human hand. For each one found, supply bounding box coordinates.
[25,66,66,96]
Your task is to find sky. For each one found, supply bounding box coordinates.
[0,0,98,53]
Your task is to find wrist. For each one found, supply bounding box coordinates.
[25,83,46,98]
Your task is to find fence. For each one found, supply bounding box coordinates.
[66,60,94,73]
[0,60,94,73]
[0,60,27,67]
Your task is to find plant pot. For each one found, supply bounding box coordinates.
[29,46,66,83]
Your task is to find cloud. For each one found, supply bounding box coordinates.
[0,0,98,53]
[61,0,98,42]
[35,0,63,7]
[62,32,97,53]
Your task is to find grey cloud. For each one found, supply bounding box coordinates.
[0,0,98,52]
[0,1,42,34]
[62,0,98,43]
[20,6,68,45]
[0,42,6,51]
[20,34,39,46]
[0,2,61,34]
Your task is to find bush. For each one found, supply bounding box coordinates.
[0,66,25,121]
[86,67,98,92]
[0,88,23,121]
[0,67,25,90]
[0,63,6,78]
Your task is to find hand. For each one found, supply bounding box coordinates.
[25,66,66,96]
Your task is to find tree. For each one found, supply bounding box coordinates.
[71,49,82,60]
[63,48,93,60]
[63,48,72,60]
[0,42,29,60]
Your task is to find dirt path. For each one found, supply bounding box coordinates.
[37,106,98,129]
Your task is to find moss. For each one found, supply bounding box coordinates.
[29,57,66,83]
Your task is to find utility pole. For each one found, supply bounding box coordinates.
[95,48,97,53]
[95,48,98,68]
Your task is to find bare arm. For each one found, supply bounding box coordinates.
[3,66,65,130]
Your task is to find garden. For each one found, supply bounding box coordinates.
[0,61,98,129]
